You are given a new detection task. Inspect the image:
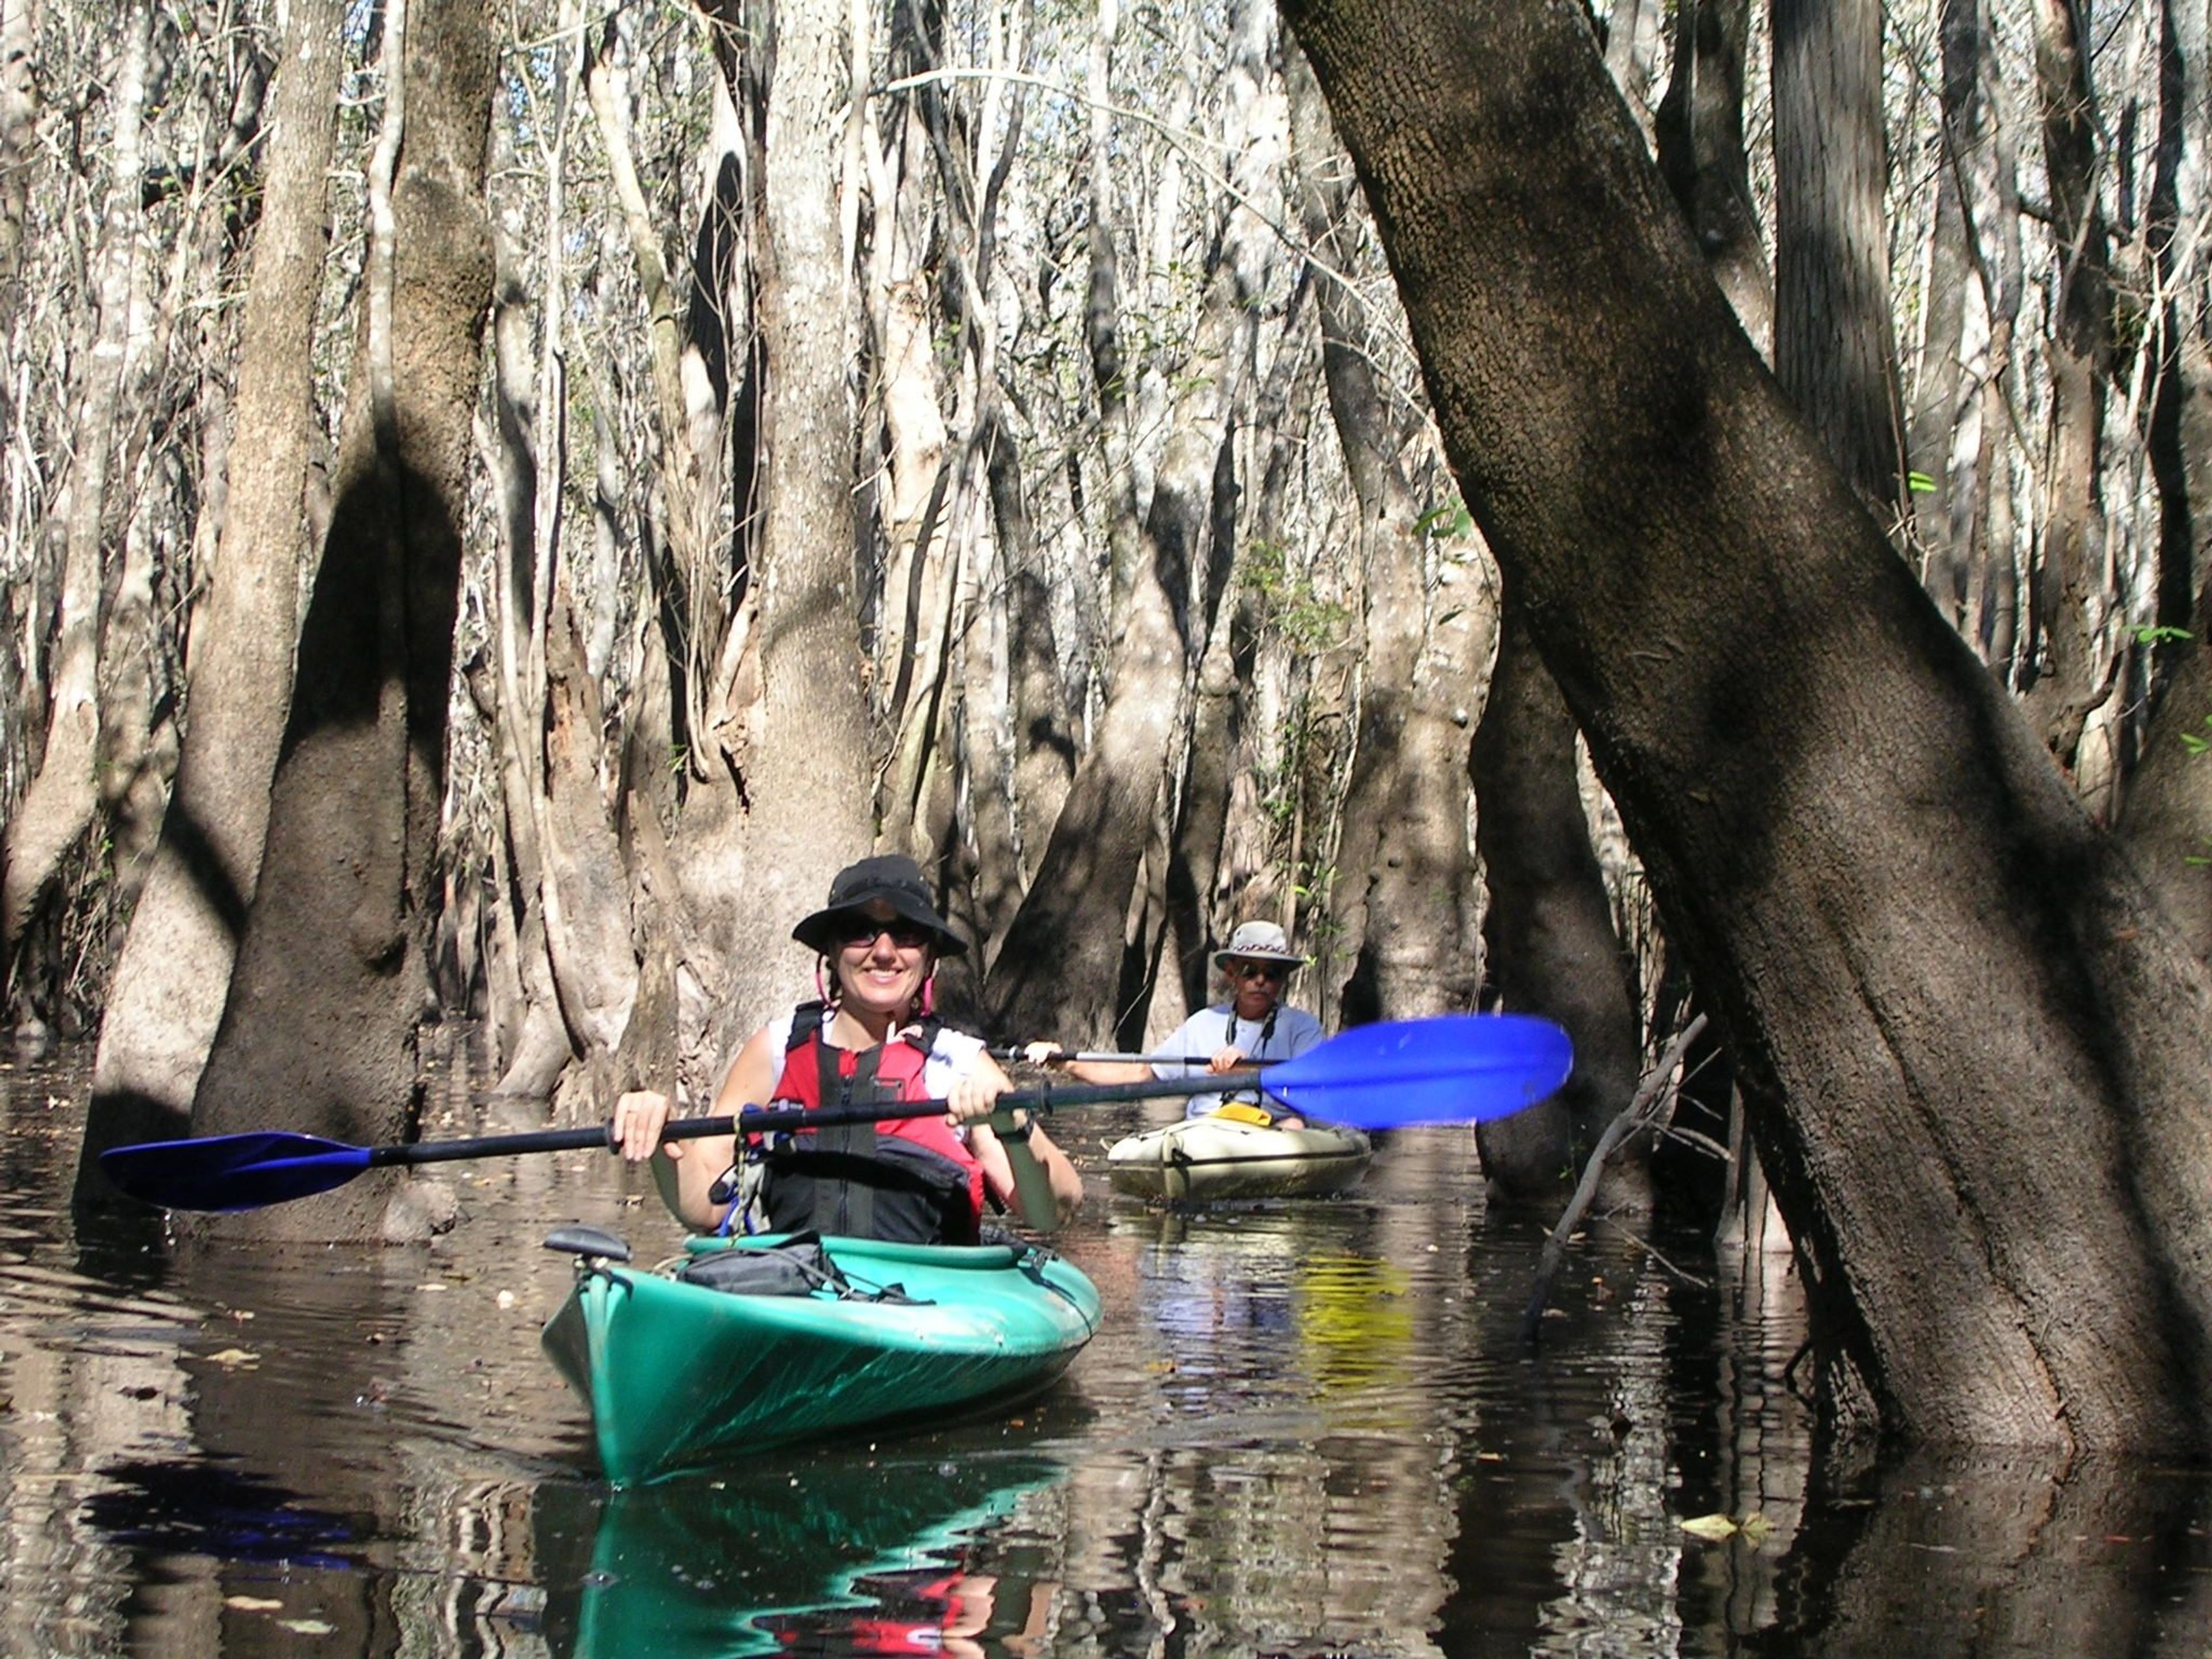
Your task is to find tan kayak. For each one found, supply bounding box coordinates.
[1105,1104,1374,1201]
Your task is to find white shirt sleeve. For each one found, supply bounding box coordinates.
[925,1027,986,1095]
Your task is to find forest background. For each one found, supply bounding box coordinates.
[4,0,2212,1440]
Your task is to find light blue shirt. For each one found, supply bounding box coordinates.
[1149,1003,1325,1118]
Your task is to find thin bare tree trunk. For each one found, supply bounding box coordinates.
[1772,0,1910,527]
[2,0,150,969]
[990,408,1072,896]
[871,2,958,853]
[2020,0,2116,764]
[986,0,1263,1043]
[0,0,36,350]
[1653,0,1771,354]
[2118,0,2212,949]
[1904,0,1994,626]
[1286,39,1484,1029]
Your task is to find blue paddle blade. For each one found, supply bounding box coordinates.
[1264,1014,1573,1129]
[100,1131,374,1212]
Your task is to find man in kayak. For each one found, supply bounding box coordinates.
[612,855,1082,1239]
[1026,920,1324,1126]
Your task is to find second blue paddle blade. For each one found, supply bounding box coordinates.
[1268,1013,1574,1129]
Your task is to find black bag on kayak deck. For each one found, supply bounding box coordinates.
[676,1234,846,1297]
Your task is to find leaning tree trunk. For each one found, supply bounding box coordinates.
[78,0,343,1203]
[185,0,496,1245]
[1285,0,2212,1457]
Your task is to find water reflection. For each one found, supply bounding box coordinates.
[539,1446,1065,1656]
[12,1042,2212,1653]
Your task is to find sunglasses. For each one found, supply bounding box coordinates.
[1229,960,1286,982]
[833,915,934,950]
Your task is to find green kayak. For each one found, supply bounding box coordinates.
[541,1227,1102,1484]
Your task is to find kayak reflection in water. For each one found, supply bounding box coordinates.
[612,855,1082,1240]
[1025,919,1323,1126]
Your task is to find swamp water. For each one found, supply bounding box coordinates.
[5,1036,2211,1657]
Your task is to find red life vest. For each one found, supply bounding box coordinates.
[751,1004,986,1244]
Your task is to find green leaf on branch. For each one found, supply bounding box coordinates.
[1415,499,1473,539]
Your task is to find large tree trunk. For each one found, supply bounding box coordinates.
[712,0,876,1038]
[185,0,495,1245]
[78,0,342,1202]
[1284,0,2212,1456]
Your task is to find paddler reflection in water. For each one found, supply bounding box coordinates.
[612,855,1082,1239]
[1024,919,1323,1128]
[764,1566,1016,1657]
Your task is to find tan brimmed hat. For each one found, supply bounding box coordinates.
[1210,920,1308,970]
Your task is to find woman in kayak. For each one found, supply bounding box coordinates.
[612,855,1082,1238]
[1025,919,1323,1125]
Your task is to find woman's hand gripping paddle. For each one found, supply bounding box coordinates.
[99,1013,1573,1212]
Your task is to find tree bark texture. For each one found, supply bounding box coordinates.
[1772,0,1910,527]
[0,0,37,345]
[1284,0,2212,1456]
[1473,603,1647,1207]
[713,0,876,1041]
[186,0,495,1244]
[81,0,343,1200]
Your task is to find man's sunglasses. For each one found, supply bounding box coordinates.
[833,916,935,950]
[1228,960,1286,982]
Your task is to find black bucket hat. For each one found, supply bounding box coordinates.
[791,854,967,957]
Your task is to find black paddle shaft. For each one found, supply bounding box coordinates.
[361,1071,1270,1170]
